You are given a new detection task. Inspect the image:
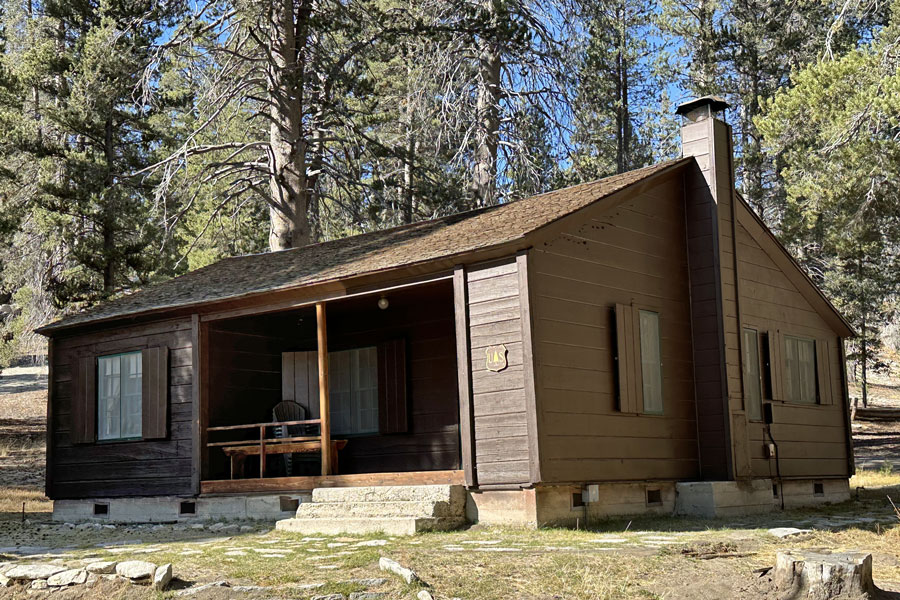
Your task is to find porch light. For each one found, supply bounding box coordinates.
[377,296,389,310]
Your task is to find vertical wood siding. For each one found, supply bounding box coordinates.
[734,220,850,478]
[48,318,194,499]
[467,259,532,485]
[682,127,732,480]
[530,178,701,483]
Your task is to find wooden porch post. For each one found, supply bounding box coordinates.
[316,302,332,475]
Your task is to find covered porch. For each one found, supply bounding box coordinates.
[196,278,464,494]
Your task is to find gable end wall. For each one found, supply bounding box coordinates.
[529,175,701,483]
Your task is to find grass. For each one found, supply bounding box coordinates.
[0,486,51,516]
[851,465,900,489]
[1,470,898,598]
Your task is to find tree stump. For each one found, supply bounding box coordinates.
[774,550,875,599]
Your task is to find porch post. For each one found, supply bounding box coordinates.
[316,302,332,475]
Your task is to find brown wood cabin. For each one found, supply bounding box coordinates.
[37,97,855,527]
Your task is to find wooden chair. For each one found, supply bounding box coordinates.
[272,400,309,475]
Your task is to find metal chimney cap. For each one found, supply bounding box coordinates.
[675,95,730,116]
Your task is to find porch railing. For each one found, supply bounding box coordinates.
[207,418,325,478]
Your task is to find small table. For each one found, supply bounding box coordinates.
[223,439,348,479]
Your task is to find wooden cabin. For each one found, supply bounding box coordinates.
[38,97,855,528]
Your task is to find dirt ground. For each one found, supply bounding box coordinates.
[1,366,900,599]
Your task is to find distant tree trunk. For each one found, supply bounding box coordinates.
[695,0,717,95]
[472,0,502,207]
[102,117,116,295]
[615,3,630,174]
[861,308,869,408]
[267,0,311,251]
[402,47,416,224]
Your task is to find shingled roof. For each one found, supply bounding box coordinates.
[37,158,690,333]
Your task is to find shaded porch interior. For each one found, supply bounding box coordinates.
[200,279,461,488]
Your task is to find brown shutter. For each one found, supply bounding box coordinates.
[378,339,408,434]
[71,355,96,444]
[142,346,169,439]
[614,304,639,413]
[816,339,833,405]
[768,330,783,401]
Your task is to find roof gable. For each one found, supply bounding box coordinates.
[734,194,854,338]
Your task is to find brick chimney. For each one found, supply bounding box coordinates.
[677,96,747,481]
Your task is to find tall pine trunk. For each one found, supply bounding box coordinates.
[267,0,311,251]
[472,0,501,208]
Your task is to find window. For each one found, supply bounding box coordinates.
[97,352,142,440]
[639,310,663,414]
[760,332,773,400]
[742,328,763,420]
[329,346,378,435]
[784,336,817,403]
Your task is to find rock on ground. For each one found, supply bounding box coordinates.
[417,591,434,600]
[115,560,156,581]
[47,569,87,587]
[85,561,117,574]
[767,527,812,538]
[379,557,421,585]
[4,564,66,581]
[153,563,173,590]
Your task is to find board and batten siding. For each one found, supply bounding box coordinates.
[464,258,533,486]
[734,213,850,479]
[48,318,194,499]
[529,175,701,483]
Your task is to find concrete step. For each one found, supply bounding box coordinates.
[275,515,465,536]
[311,484,465,506]
[295,499,461,519]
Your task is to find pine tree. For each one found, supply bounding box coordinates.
[569,0,675,182]
[757,0,900,406]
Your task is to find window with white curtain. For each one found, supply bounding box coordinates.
[784,335,817,404]
[329,346,378,435]
[97,352,142,440]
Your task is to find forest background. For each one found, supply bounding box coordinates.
[0,0,897,403]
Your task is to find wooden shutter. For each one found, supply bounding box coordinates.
[767,330,783,401]
[816,339,833,405]
[283,351,319,418]
[71,355,96,444]
[142,346,169,439]
[614,304,640,413]
[377,339,408,434]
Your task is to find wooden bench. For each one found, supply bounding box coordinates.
[223,439,348,479]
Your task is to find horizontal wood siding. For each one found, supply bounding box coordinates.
[467,259,531,485]
[735,218,850,478]
[531,176,701,483]
[49,318,194,499]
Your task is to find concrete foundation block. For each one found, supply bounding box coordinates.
[52,493,308,524]
[779,479,850,508]
[675,479,774,517]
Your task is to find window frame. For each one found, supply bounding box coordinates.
[783,334,819,405]
[96,350,143,442]
[741,327,764,421]
[638,309,664,415]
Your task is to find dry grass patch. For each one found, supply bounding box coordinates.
[0,486,50,516]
